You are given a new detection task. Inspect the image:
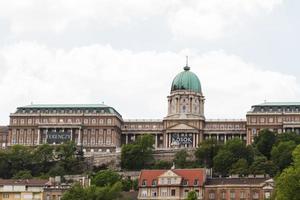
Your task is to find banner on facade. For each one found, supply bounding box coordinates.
[171,134,193,145]
[47,132,71,144]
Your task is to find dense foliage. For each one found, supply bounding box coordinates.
[62,169,138,200]
[193,130,300,177]
[121,134,154,170]
[275,145,300,200]
[0,142,86,179]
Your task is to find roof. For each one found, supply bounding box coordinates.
[19,104,109,109]
[206,178,269,186]
[0,126,8,133]
[0,179,49,186]
[139,169,206,187]
[171,66,202,94]
[255,102,300,106]
[15,104,122,118]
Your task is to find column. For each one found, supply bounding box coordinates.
[45,128,48,144]
[165,133,168,149]
[224,134,227,143]
[78,128,82,145]
[125,134,128,144]
[155,134,158,149]
[217,134,219,142]
[193,134,196,148]
[71,128,73,141]
[37,129,41,145]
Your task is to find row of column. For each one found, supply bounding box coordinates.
[204,133,246,142]
[165,133,199,148]
[37,128,81,145]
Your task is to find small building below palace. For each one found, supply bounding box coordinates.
[138,169,206,200]
[137,169,274,200]
[4,63,300,152]
[0,179,48,200]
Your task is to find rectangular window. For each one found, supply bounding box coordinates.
[209,192,215,200]
[253,192,259,199]
[230,191,235,200]
[171,189,176,196]
[221,191,226,199]
[240,191,245,199]
[3,193,9,198]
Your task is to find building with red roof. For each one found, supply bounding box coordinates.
[138,168,206,200]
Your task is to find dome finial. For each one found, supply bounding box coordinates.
[184,56,190,71]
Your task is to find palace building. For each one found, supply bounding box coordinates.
[7,64,300,152]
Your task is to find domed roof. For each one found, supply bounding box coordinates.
[171,66,202,94]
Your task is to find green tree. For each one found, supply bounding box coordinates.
[12,170,33,179]
[186,191,198,200]
[271,141,297,171]
[230,159,249,176]
[276,132,300,145]
[32,144,55,175]
[121,134,154,170]
[174,150,188,168]
[249,156,277,176]
[213,150,235,176]
[275,145,300,200]
[62,182,122,200]
[92,170,121,187]
[8,145,33,177]
[121,178,132,192]
[195,139,220,168]
[253,129,276,159]
[153,160,172,169]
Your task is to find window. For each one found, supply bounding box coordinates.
[141,189,147,197]
[240,191,245,199]
[151,190,157,197]
[194,179,198,186]
[142,179,147,186]
[253,192,259,199]
[171,189,176,196]
[230,191,235,200]
[161,189,167,196]
[264,192,271,199]
[3,193,9,198]
[183,179,188,186]
[152,179,157,186]
[209,192,215,200]
[184,190,189,197]
[167,178,171,184]
[221,191,226,199]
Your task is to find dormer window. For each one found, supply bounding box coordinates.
[183,179,188,186]
[142,179,147,186]
[194,179,198,186]
[152,179,157,186]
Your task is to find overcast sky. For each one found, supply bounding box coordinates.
[0,0,299,124]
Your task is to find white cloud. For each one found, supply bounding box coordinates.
[0,42,298,124]
[0,0,283,40]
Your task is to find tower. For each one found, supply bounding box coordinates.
[163,62,205,148]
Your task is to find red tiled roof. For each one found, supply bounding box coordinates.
[0,179,49,186]
[139,169,206,187]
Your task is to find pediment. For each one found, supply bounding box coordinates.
[169,123,196,130]
[159,170,180,178]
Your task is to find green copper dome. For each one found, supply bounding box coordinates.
[171,66,202,93]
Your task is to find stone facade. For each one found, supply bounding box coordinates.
[5,66,300,151]
[8,104,123,152]
[204,177,274,200]
[0,126,8,149]
[246,102,300,144]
